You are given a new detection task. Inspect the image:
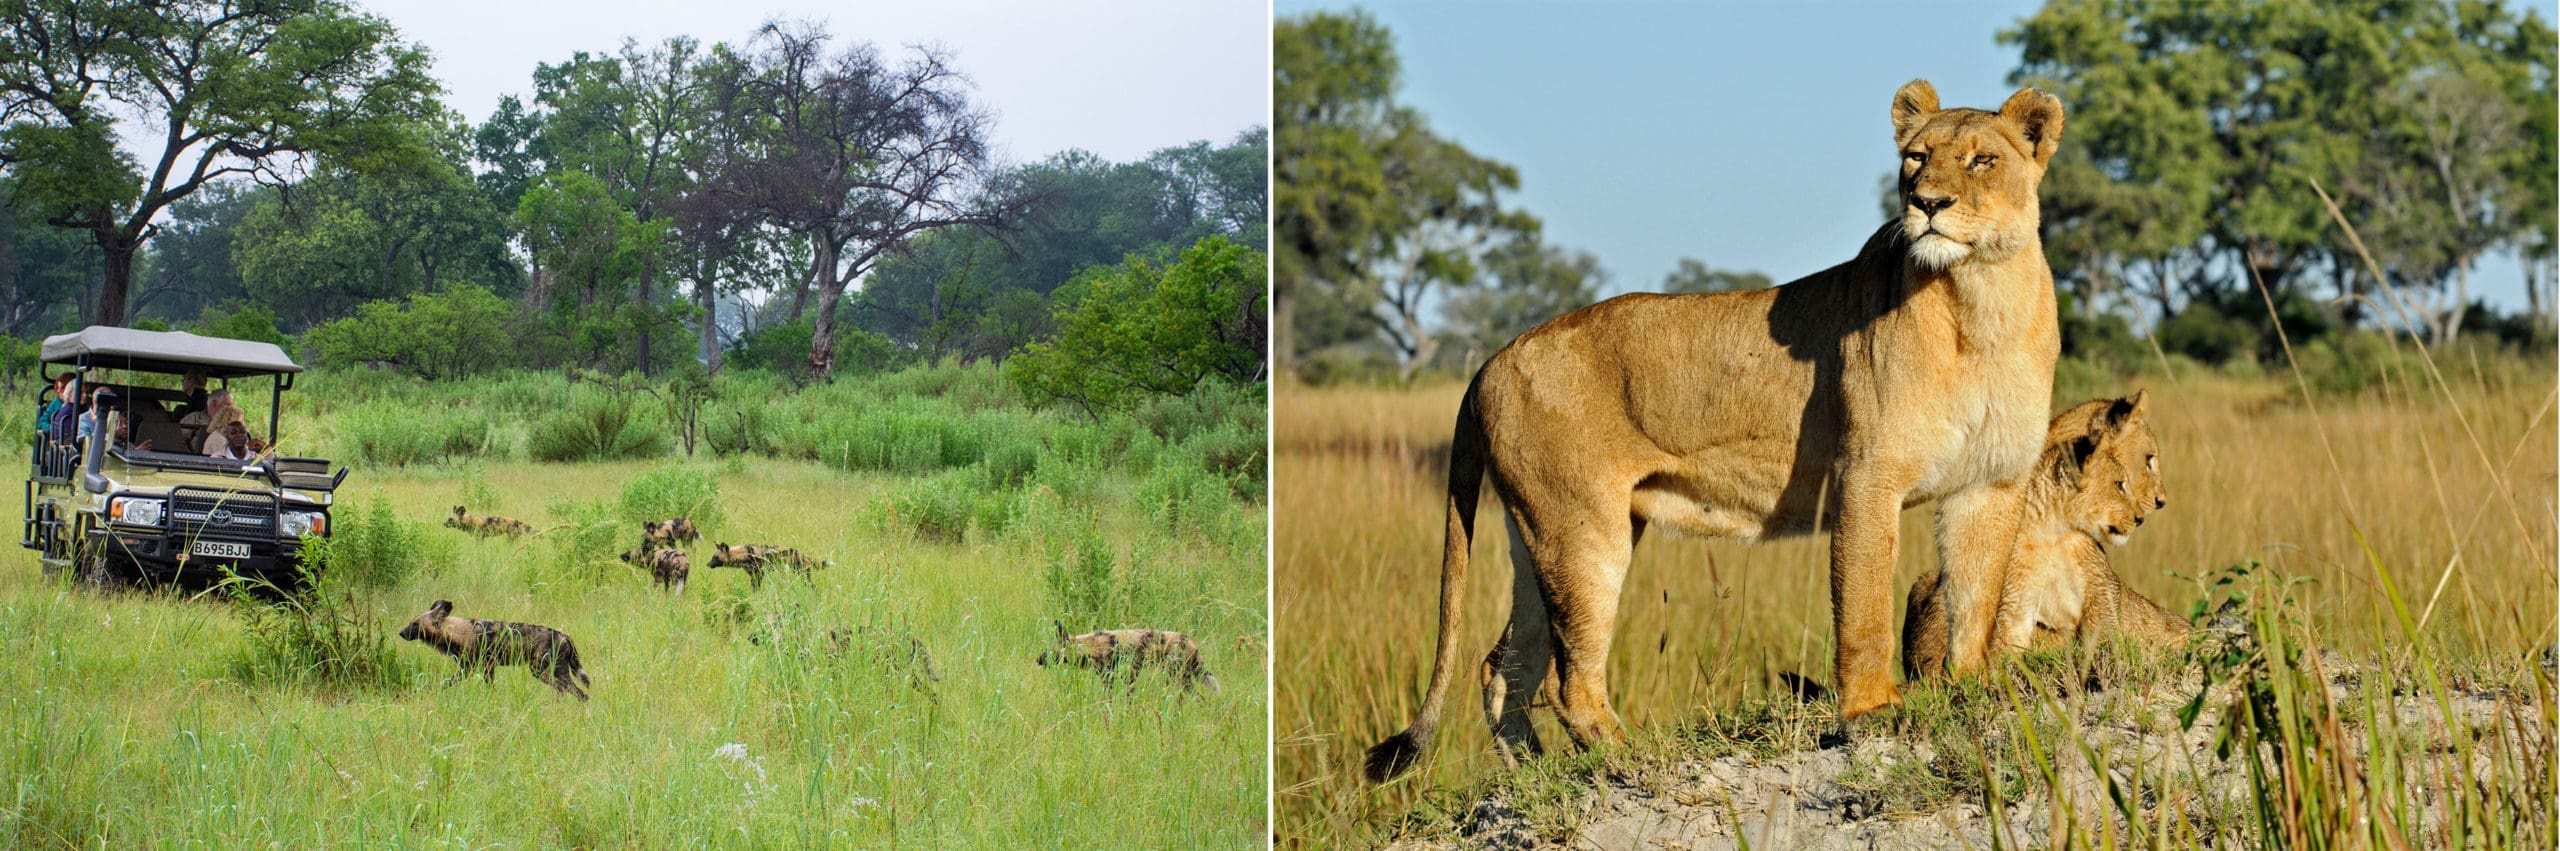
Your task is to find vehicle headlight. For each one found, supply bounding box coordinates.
[110,497,164,527]
[281,511,328,538]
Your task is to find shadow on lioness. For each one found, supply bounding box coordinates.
[398,600,591,700]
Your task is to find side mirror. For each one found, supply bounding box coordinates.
[81,410,115,494]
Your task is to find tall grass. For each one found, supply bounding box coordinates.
[1272,346,2556,846]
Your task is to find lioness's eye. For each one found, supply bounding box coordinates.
[2146,455,2157,473]
[1904,151,1925,164]
[1970,154,1997,169]
[2115,481,2128,494]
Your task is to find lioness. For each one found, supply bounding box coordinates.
[1903,393,2184,675]
[1038,622,1220,694]
[446,506,535,538]
[398,600,591,700]
[1367,80,2066,782]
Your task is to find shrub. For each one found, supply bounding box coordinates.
[528,390,672,462]
[539,498,628,589]
[618,465,724,533]
[1006,237,1265,415]
[1181,421,1266,501]
[303,285,517,380]
[222,534,410,693]
[981,438,1039,491]
[320,493,442,590]
[883,468,977,544]
[1133,449,1240,538]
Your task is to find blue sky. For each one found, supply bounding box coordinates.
[1275,0,2535,314]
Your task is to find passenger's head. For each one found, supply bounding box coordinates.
[207,389,235,414]
[183,371,206,393]
[221,420,250,450]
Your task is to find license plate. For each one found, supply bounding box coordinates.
[190,541,250,559]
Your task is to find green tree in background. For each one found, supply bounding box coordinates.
[303,285,515,380]
[0,0,441,327]
[1439,235,1604,368]
[1007,237,1266,417]
[1660,259,1772,295]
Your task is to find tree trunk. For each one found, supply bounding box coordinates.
[805,238,843,379]
[95,230,138,328]
[697,256,722,374]
[635,261,655,376]
[786,248,819,323]
[2526,256,2548,330]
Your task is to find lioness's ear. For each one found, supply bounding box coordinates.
[1999,87,2065,165]
[2064,434,2098,479]
[1891,79,1940,141]
[2125,388,2149,420]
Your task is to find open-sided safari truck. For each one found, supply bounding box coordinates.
[21,327,347,590]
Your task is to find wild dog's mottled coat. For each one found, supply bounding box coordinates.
[445,506,535,538]
[707,542,829,587]
[619,545,689,591]
[398,600,591,700]
[641,517,700,549]
[1038,622,1220,694]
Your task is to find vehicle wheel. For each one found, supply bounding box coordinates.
[72,520,129,591]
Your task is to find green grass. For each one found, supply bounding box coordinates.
[0,365,1267,846]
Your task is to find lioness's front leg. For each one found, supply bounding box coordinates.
[1936,480,2028,674]
[1831,480,1906,721]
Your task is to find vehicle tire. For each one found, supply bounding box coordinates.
[72,518,130,591]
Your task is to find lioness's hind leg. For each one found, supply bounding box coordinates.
[1533,510,1634,749]
[1485,515,1554,765]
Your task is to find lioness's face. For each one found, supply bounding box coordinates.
[2066,396,2164,547]
[1890,81,2064,269]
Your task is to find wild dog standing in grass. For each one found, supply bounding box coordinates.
[619,545,690,592]
[1038,621,1220,694]
[642,517,700,549]
[398,600,591,700]
[446,506,535,538]
[707,542,829,588]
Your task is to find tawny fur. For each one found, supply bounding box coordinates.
[445,506,535,538]
[1903,394,2186,677]
[398,600,591,700]
[1038,622,1220,694]
[1369,80,2068,783]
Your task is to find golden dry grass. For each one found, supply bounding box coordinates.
[1272,352,2557,846]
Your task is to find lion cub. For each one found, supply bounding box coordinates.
[1903,392,2186,677]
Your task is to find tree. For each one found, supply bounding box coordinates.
[233,138,519,330]
[1659,259,1771,294]
[716,22,1027,380]
[302,285,515,380]
[1006,237,1265,416]
[130,179,255,323]
[515,170,654,367]
[0,0,440,326]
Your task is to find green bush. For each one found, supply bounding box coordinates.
[1181,421,1266,501]
[981,438,1039,491]
[618,465,724,533]
[303,285,517,380]
[1133,449,1240,538]
[223,532,411,693]
[316,494,442,590]
[883,468,977,544]
[528,390,672,462]
[539,498,628,589]
[335,403,492,467]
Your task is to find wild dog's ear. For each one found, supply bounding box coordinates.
[1891,79,1940,141]
[1998,87,2065,165]
[429,600,453,619]
[1053,619,1067,642]
[451,505,464,515]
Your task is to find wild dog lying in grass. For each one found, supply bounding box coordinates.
[445,506,536,538]
[642,517,700,549]
[706,542,830,588]
[618,545,690,592]
[1038,621,1220,694]
[398,600,591,700]
[1902,393,2187,678]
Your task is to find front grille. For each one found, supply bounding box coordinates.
[169,488,278,542]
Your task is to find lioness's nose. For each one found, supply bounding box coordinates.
[2154,497,2166,509]
[1912,193,1955,215]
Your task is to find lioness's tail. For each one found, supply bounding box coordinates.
[1365,374,1493,784]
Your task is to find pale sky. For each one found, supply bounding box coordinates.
[360,0,1270,166]
[1275,0,2538,314]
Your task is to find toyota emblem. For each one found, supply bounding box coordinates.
[210,508,233,524]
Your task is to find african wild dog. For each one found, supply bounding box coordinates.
[618,545,689,592]
[707,542,830,588]
[641,517,700,549]
[445,506,535,538]
[398,600,591,700]
[750,622,944,702]
[1038,621,1220,694]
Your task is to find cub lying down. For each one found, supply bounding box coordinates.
[1903,392,2187,678]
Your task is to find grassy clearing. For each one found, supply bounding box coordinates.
[1273,345,2555,847]
[0,364,1268,846]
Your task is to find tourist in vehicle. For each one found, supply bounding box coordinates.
[35,373,70,439]
[46,375,80,444]
[204,419,264,460]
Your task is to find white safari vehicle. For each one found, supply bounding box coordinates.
[22,327,346,590]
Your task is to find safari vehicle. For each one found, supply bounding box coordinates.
[21,327,347,590]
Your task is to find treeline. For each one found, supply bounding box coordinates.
[0,2,1267,397]
[1276,1,2555,386]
